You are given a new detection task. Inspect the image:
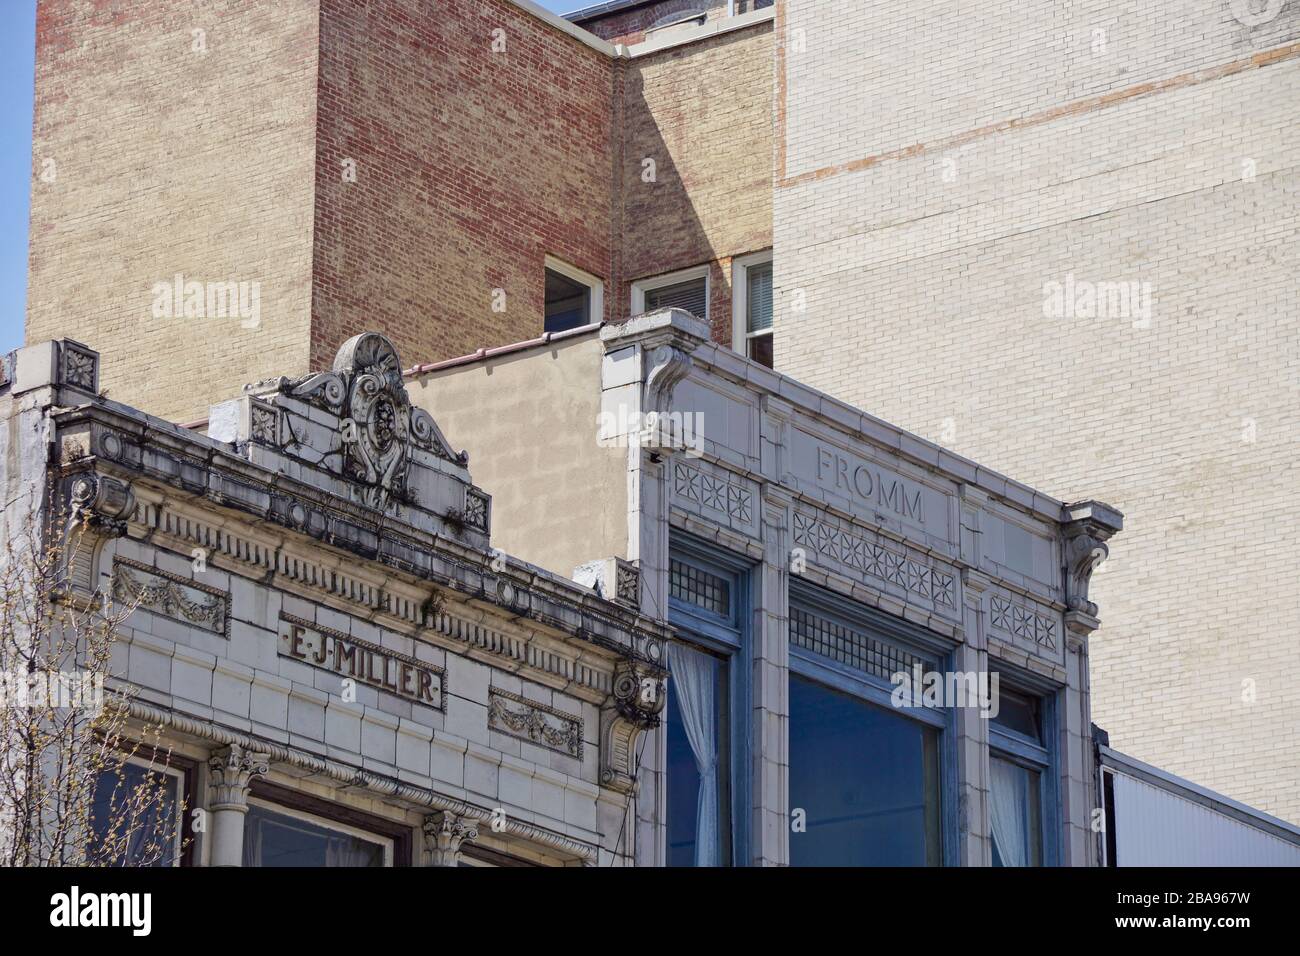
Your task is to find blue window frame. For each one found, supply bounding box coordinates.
[988,673,1058,867]
[787,582,957,866]
[666,540,751,866]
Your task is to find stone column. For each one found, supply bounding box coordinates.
[423,812,479,867]
[207,744,269,867]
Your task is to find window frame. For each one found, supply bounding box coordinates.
[95,754,188,867]
[631,264,711,322]
[730,249,773,359]
[987,667,1060,867]
[243,797,395,868]
[246,779,413,866]
[666,536,754,867]
[787,581,959,866]
[543,255,604,333]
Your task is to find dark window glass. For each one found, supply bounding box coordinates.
[991,684,1041,742]
[666,645,730,866]
[789,673,941,865]
[89,762,180,867]
[544,268,591,333]
[242,803,386,867]
[747,333,773,369]
[89,764,180,868]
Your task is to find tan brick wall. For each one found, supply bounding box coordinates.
[26,0,319,423]
[26,0,772,422]
[776,0,1300,820]
[408,334,627,579]
[309,0,618,373]
[621,21,772,341]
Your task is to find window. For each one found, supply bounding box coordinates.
[646,8,708,39]
[989,679,1054,867]
[242,800,393,867]
[89,758,185,867]
[731,250,773,368]
[666,546,750,866]
[789,673,941,866]
[787,587,951,866]
[544,256,603,333]
[632,265,709,322]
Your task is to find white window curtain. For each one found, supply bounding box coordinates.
[668,642,720,867]
[989,757,1029,867]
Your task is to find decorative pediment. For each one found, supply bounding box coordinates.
[281,333,465,511]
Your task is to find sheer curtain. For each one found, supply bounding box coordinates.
[989,757,1029,867]
[668,642,720,867]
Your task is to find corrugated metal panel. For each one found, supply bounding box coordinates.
[1112,771,1300,866]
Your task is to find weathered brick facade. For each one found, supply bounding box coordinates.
[26,0,770,424]
[620,20,773,342]
[774,0,1300,821]
[309,0,617,373]
[26,0,319,424]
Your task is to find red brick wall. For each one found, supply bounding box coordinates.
[310,0,617,371]
[26,0,771,422]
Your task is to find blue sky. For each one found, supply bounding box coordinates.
[1,1,36,355]
[0,0,579,356]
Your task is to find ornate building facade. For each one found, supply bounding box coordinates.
[2,319,1120,865]
[2,333,668,866]
[410,309,1121,865]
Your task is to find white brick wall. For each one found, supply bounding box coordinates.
[776,0,1300,821]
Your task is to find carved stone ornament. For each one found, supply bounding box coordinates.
[1061,500,1123,641]
[208,744,269,812]
[60,341,99,393]
[488,690,583,758]
[69,473,135,535]
[423,811,479,867]
[113,557,229,637]
[282,333,465,511]
[600,659,666,794]
[645,343,692,411]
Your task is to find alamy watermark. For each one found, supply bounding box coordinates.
[151,273,261,329]
[891,665,1000,719]
[1042,273,1152,328]
[597,408,704,457]
[0,670,104,713]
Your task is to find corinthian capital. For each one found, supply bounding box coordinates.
[423,812,479,867]
[208,744,270,812]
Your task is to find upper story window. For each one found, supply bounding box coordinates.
[787,584,949,866]
[989,677,1054,867]
[90,757,186,867]
[646,8,708,39]
[243,800,392,867]
[632,265,709,322]
[666,545,751,867]
[731,250,773,368]
[544,256,604,334]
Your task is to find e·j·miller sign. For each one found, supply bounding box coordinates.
[278,613,444,708]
